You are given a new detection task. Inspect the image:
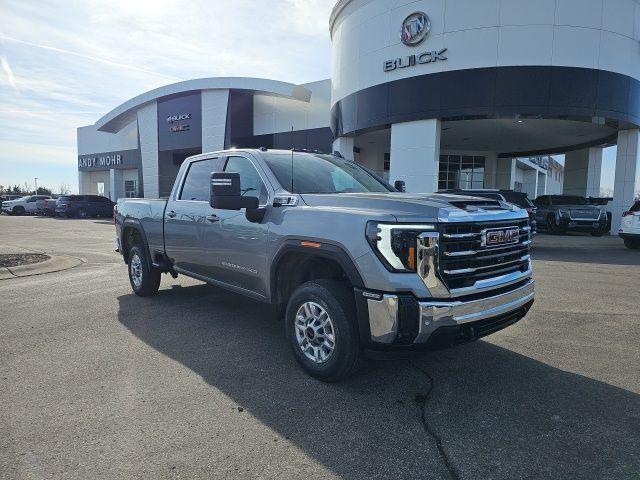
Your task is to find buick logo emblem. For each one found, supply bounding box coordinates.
[400,12,431,47]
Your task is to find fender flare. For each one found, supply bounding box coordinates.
[270,240,365,301]
[120,217,153,270]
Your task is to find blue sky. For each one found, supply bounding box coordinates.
[0,0,618,194]
[0,0,333,193]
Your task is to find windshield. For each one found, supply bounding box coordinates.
[263,153,391,194]
[550,196,590,206]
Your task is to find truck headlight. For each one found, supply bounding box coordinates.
[366,222,435,272]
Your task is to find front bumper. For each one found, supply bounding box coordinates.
[357,279,534,350]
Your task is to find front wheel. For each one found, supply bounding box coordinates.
[12,206,25,216]
[128,245,161,297]
[285,279,361,382]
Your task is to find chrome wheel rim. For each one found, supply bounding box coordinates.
[294,301,335,364]
[130,254,143,288]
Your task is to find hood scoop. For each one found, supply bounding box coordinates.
[448,199,504,212]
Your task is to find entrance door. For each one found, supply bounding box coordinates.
[207,154,271,298]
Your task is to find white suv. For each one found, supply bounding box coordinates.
[619,200,640,250]
[1,195,50,216]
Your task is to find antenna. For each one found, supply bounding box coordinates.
[290,126,294,193]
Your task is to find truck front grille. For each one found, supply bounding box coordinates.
[437,220,531,291]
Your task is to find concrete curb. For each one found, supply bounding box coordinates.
[0,255,84,280]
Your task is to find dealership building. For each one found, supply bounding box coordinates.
[78,0,640,229]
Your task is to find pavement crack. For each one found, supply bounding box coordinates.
[410,361,460,480]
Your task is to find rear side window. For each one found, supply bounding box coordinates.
[180,159,217,201]
[631,201,640,212]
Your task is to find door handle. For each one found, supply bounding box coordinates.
[167,211,177,218]
[206,214,220,223]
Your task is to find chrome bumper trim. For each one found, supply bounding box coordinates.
[413,279,535,344]
[365,279,534,345]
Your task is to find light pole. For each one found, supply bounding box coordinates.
[34,177,39,195]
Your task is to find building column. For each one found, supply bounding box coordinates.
[202,89,229,152]
[496,158,516,190]
[389,119,441,193]
[333,136,355,162]
[137,102,159,199]
[109,169,124,201]
[483,153,498,189]
[563,147,602,197]
[522,168,539,199]
[78,171,89,195]
[612,130,640,231]
[537,171,547,197]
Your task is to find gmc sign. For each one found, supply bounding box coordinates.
[482,227,520,247]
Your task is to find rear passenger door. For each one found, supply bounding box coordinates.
[164,157,221,277]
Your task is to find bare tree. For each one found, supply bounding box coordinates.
[59,183,71,195]
[24,182,32,194]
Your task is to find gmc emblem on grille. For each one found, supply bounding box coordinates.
[481,227,520,247]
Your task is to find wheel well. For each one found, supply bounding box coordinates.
[274,252,351,308]
[121,226,144,263]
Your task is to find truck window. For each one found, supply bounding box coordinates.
[180,159,217,201]
[224,156,268,204]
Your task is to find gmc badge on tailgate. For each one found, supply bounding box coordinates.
[481,227,520,247]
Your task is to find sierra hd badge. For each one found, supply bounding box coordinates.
[400,12,431,47]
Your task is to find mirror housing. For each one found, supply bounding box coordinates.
[394,180,406,193]
[210,172,259,210]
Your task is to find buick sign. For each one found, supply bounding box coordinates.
[401,12,431,46]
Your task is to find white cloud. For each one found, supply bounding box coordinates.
[0,55,17,90]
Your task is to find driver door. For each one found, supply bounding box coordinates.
[206,154,271,299]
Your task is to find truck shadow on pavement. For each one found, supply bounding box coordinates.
[117,284,640,480]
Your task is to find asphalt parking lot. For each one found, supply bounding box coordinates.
[1,215,639,480]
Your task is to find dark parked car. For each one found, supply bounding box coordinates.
[441,189,537,233]
[55,195,115,218]
[534,195,608,236]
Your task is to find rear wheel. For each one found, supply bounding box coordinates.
[624,238,640,250]
[285,279,361,382]
[128,245,161,297]
[77,208,87,219]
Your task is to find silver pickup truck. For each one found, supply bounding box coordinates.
[115,149,534,381]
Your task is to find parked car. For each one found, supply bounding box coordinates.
[440,189,537,233]
[534,195,608,236]
[587,197,613,233]
[0,194,23,203]
[619,200,640,250]
[1,195,51,216]
[40,198,58,216]
[36,196,58,215]
[55,195,115,218]
[115,149,534,381]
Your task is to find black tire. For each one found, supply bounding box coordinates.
[546,214,563,234]
[624,238,640,250]
[285,279,361,382]
[77,208,87,219]
[128,245,161,297]
[12,206,25,216]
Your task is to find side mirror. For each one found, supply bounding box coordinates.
[210,172,259,210]
[394,180,406,193]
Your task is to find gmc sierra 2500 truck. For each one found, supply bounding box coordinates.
[115,149,534,381]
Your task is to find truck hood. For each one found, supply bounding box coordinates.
[300,192,528,223]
